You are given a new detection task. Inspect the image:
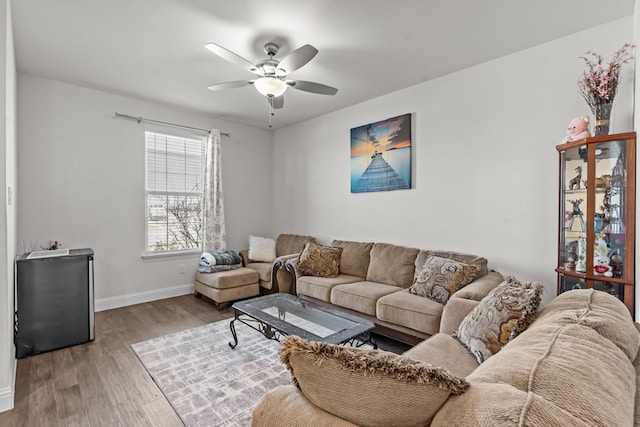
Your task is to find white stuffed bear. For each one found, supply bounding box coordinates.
[594,256,613,277]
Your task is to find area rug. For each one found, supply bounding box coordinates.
[131,319,290,427]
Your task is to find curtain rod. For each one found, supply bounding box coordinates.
[113,112,231,137]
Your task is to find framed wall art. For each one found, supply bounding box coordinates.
[350,113,412,193]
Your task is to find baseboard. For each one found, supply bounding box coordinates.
[0,359,16,413]
[95,282,195,312]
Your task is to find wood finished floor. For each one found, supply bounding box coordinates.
[0,294,234,427]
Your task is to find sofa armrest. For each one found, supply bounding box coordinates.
[274,253,300,269]
[439,298,481,335]
[272,253,300,294]
[252,385,359,427]
[284,258,301,295]
[239,249,251,267]
[439,271,505,335]
[285,257,300,275]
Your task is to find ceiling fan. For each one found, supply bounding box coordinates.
[205,42,338,126]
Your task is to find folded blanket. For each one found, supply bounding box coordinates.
[200,250,242,266]
[198,262,242,274]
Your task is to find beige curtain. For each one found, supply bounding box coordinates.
[203,129,227,252]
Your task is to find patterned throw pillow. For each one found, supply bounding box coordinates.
[455,276,544,364]
[409,255,478,304]
[296,242,343,278]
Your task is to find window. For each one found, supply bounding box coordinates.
[145,130,206,254]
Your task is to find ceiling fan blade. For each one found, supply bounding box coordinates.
[207,80,253,91]
[272,95,284,109]
[287,80,338,95]
[276,44,318,75]
[205,43,259,73]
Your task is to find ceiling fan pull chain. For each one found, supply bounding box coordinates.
[268,95,274,128]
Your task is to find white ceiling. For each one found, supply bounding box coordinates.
[11,0,635,130]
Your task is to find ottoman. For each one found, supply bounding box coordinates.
[195,267,260,307]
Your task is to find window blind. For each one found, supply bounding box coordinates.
[145,131,206,253]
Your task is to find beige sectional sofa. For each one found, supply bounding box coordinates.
[252,289,640,426]
[288,240,503,345]
[239,233,316,294]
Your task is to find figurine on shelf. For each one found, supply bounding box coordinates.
[561,116,591,144]
[583,174,611,190]
[594,235,608,258]
[594,214,603,232]
[566,199,585,231]
[594,256,613,277]
[565,244,577,270]
[568,166,583,190]
[593,235,613,277]
[610,154,625,187]
[571,281,585,290]
[41,240,61,251]
[575,237,587,272]
[602,283,619,297]
[610,250,623,278]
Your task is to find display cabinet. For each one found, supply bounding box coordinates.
[556,132,636,317]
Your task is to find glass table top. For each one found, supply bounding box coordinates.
[232,293,374,344]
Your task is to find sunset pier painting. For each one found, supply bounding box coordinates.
[351,113,412,193]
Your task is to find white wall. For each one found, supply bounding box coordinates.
[0,0,16,412]
[272,18,635,307]
[17,75,273,306]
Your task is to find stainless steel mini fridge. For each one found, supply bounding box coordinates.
[15,248,94,358]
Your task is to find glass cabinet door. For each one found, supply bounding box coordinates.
[558,144,589,276]
[556,133,635,317]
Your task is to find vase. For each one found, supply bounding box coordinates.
[593,103,613,136]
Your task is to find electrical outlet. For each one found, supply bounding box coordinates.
[179,264,185,274]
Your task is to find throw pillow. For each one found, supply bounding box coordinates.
[296,242,343,278]
[455,276,544,364]
[409,255,478,304]
[419,250,489,280]
[248,235,276,262]
[280,336,469,427]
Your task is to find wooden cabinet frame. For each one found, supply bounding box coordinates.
[556,132,636,317]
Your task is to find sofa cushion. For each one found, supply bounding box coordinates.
[455,276,543,364]
[297,275,362,302]
[402,333,479,378]
[331,282,400,316]
[248,235,276,262]
[276,233,316,257]
[366,243,419,288]
[376,289,443,335]
[331,240,374,278]
[245,262,273,284]
[280,336,469,427]
[296,242,343,278]
[416,249,488,281]
[532,289,640,361]
[194,268,259,289]
[433,320,637,427]
[409,255,478,304]
[252,385,359,427]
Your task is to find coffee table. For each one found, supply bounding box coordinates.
[228,293,376,349]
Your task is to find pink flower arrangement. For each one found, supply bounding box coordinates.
[578,43,635,112]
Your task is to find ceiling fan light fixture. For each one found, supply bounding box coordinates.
[254,77,287,97]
